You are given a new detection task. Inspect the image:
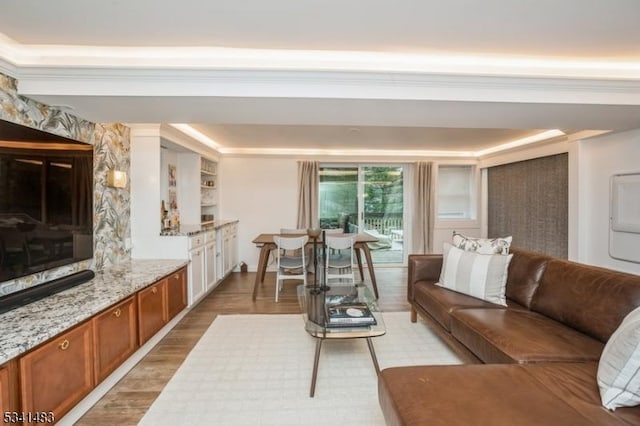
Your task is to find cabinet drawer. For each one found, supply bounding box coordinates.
[137,280,168,345]
[167,268,187,320]
[19,321,94,423]
[189,234,205,249]
[92,296,138,383]
[205,230,215,243]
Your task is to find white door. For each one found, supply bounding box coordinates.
[205,240,216,289]
[189,247,205,305]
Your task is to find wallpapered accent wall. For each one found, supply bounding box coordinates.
[487,153,568,258]
[0,73,131,296]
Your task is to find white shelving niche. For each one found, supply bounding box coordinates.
[200,158,218,225]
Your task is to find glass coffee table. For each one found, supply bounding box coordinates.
[297,284,386,397]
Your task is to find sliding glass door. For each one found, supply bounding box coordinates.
[319,165,404,264]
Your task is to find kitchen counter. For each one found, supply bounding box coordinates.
[159,219,238,236]
[0,258,188,365]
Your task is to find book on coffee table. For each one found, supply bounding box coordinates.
[325,303,377,327]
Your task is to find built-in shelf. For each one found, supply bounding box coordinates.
[200,158,217,225]
[201,220,215,226]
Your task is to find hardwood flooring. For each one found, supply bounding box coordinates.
[76,267,409,425]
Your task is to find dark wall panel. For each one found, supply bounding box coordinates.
[487,153,568,258]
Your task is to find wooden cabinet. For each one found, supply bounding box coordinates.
[137,279,168,345]
[167,267,187,319]
[92,296,138,383]
[0,364,8,414]
[19,321,94,422]
[0,361,18,417]
[0,361,19,416]
[6,267,185,421]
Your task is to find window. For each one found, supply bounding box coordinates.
[437,165,476,220]
[319,165,405,264]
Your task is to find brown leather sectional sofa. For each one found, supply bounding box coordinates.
[379,248,640,425]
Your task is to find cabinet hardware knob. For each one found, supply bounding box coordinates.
[59,339,70,351]
[113,308,122,317]
[174,274,179,279]
[152,287,158,294]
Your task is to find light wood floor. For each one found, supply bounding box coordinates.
[77,267,409,425]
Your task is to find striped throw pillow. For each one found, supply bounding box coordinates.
[437,243,512,306]
[598,306,640,410]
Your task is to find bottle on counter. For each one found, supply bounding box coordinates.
[161,200,167,229]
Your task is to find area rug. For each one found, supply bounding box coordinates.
[139,312,462,426]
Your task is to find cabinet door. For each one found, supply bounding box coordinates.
[92,296,138,383]
[189,247,205,305]
[223,228,231,274]
[231,226,238,268]
[0,363,10,415]
[137,279,168,345]
[167,268,187,319]
[0,360,18,415]
[205,242,216,289]
[20,321,94,422]
[216,229,224,281]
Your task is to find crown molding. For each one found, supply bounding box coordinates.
[0,33,638,78]
[10,67,640,107]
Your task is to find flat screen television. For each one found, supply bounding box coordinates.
[0,118,94,283]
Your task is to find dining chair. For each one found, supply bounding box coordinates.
[322,228,344,234]
[273,235,309,302]
[280,228,314,269]
[325,235,356,286]
[322,228,344,255]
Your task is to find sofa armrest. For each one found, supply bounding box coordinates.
[407,254,443,302]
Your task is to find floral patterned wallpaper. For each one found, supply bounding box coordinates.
[0,73,131,296]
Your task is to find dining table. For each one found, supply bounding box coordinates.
[251,232,380,301]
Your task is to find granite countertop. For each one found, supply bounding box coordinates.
[0,259,188,365]
[160,219,238,237]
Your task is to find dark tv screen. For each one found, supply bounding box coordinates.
[0,119,93,283]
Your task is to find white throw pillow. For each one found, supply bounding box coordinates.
[437,243,512,306]
[597,306,640,410]
[452,232,512,255]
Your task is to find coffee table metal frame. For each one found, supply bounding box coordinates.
[297,284,386,397]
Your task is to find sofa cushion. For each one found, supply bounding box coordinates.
[379,363,639,426]
[505,248,550,308]
[450,308,604,363]
[598,306,640,410]
[413,281,506,331]
[452,232,512,255]
[531,259,640,343]
[438,243,513,306]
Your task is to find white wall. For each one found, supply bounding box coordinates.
[219,156,484,266]
[219,156,299,270]
[575,128,640,274]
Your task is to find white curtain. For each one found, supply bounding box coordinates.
[412,161,435,253]
[296,161,319,229]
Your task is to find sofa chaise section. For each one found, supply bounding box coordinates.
[379,362,640,426]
